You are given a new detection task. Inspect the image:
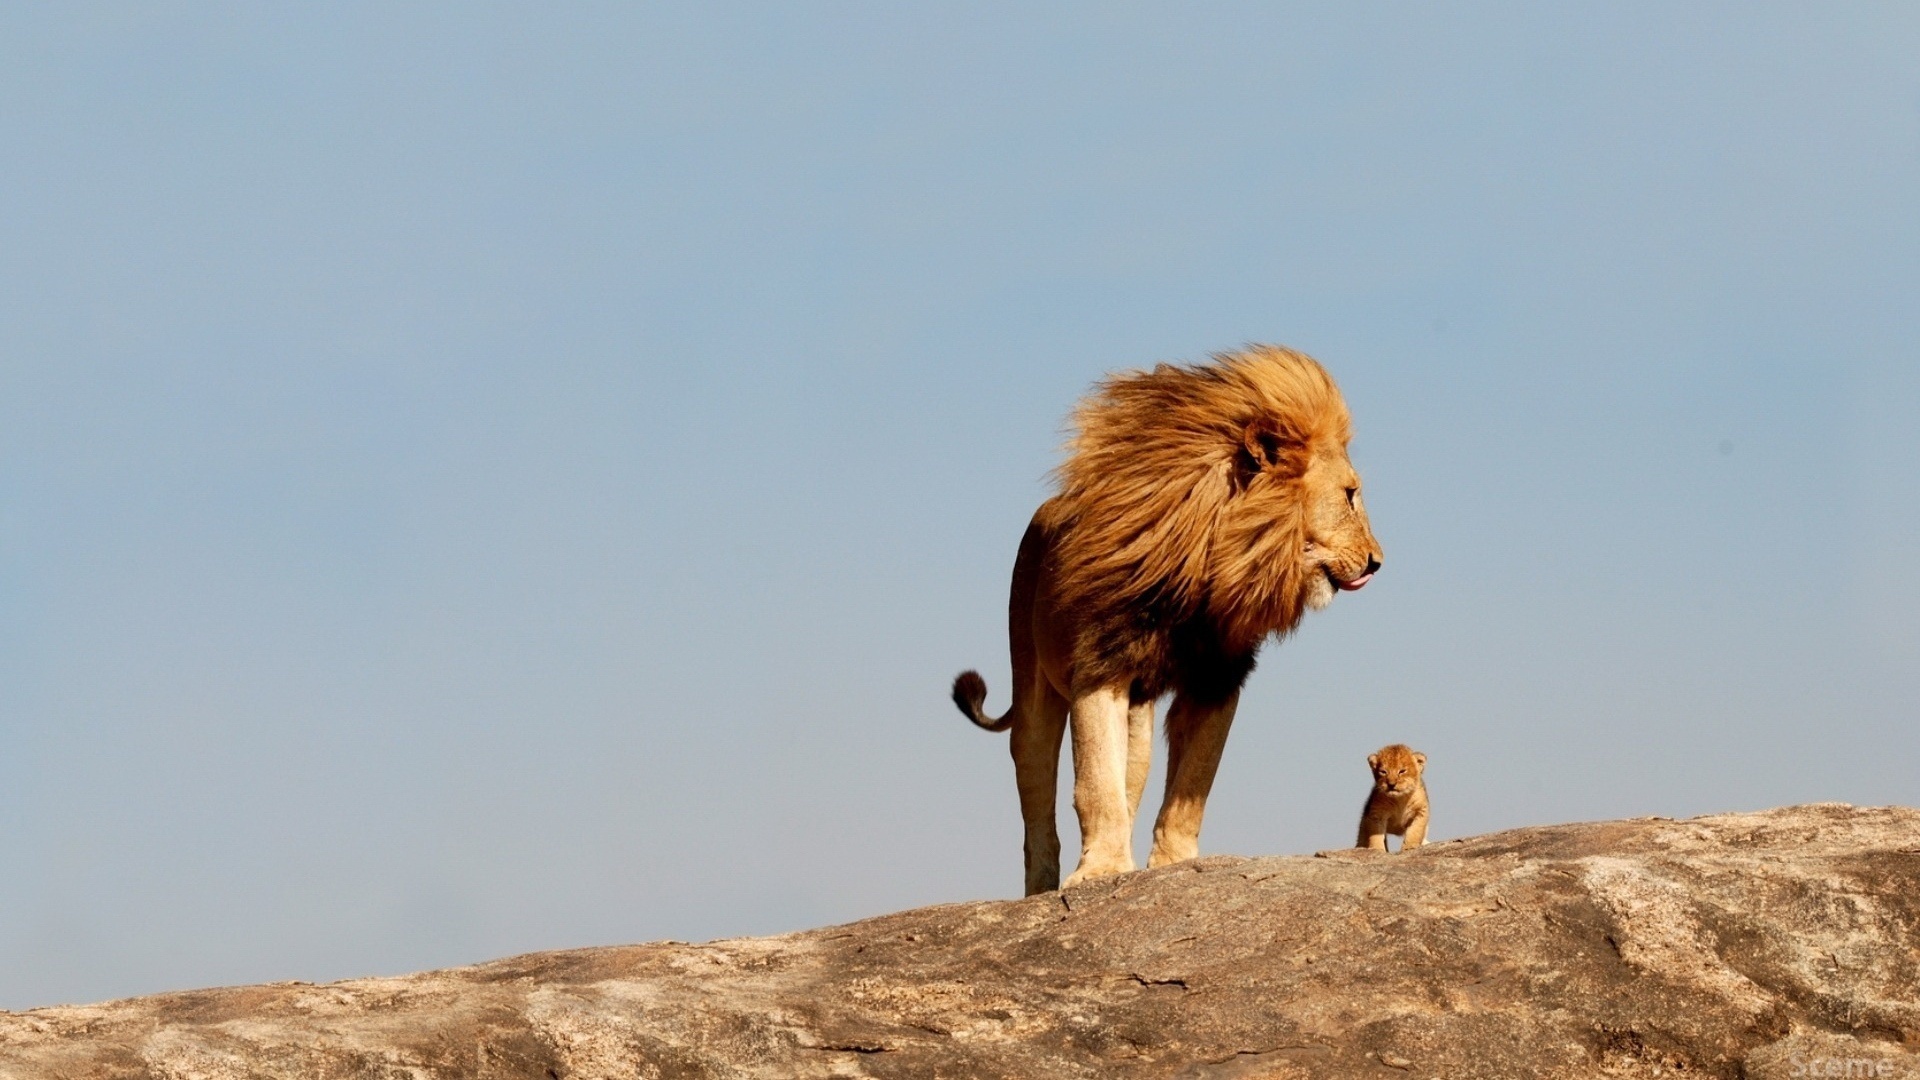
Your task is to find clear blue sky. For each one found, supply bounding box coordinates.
[2,5,1916,1009]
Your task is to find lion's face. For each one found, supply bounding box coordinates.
[1055,345,1380,657]
[1299,445,1383,611]
[1369,745,1425,796]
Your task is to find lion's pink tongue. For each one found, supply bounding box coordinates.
[1337,572,1373,592]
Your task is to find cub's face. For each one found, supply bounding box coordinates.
[1368,745,1426,797]
[1301,445,1383,611]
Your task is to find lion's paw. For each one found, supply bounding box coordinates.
[1062,856,1135,888]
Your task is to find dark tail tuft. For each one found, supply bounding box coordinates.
[951,670,1011,731]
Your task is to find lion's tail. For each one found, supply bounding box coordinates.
[951,670,1014,732]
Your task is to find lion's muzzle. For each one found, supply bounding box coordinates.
[1336,554,1381,592]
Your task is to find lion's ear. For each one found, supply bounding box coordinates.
[1414,752,1427,769]
[1367,753,1380,770]
[1236,419,1305,485]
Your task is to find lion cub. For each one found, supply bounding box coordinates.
[1357,744,1428,852]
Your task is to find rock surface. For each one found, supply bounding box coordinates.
[3,804,1918,1079]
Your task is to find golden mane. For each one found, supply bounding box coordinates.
[1052,345,1352,655]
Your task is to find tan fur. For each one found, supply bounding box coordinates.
[953,345,1383,895]
[1357,744,1429,852]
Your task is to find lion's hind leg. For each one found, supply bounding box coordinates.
[1010,681,1069,896]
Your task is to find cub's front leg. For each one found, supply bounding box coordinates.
[1401,804,1429,849]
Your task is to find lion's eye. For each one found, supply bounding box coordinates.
[1344,487,1357,506]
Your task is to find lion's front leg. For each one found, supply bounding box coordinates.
[1125,697,1154,827]
[1061,684,1135,886]
[1148,691,1239,868]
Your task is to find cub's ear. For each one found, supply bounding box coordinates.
[1366,753,1380,770]
[1414,752,1427,768]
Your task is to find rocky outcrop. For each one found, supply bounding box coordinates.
[3,804,1917,1079]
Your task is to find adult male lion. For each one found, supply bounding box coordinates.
[952,345,1382,895]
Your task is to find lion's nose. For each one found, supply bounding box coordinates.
[1364,554,1381,576]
